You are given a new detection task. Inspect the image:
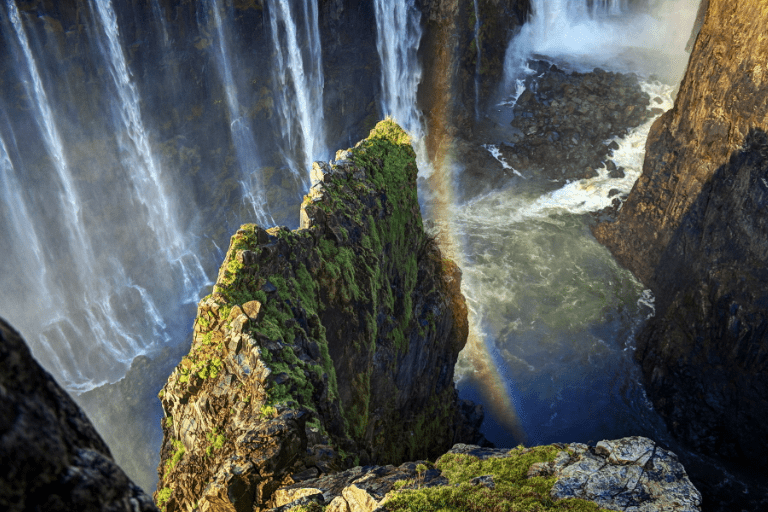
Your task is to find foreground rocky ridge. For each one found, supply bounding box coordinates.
[269,437,701,512]
[155,120,482,511]
[0,318,157,512]
[593,0,768,476]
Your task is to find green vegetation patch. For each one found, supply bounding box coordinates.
[382,446,608,512]
[205,428,226,457]
[164,439,185,473]
[156,487,172,510]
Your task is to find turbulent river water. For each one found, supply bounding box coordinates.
[0,0,703,495]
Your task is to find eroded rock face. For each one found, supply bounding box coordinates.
[268,438,701,512]
[156,120,481,511]
[0,318,158,512]
[592,0,768,469]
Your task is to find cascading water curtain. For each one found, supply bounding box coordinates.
[373,0,424,140]
[0,0,207,391]
[207,0,272,226]
[90,0,207,295]
[267,0,327,186]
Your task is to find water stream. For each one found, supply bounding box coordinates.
[207,0,272,225]
[267,0,327,184]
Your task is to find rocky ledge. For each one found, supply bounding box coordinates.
[268,436,701,512]
[155,120,483,511]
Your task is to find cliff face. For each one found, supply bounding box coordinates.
[156,120,478,512]
[0,318,157,512]
[593,0,768,466]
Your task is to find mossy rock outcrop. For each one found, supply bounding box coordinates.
[155,120,481,511]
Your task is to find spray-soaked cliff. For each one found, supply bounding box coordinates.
[155,120,483,511]
[594,0,768,473]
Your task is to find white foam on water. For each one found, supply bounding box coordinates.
[490,79,675,221]
[483,144,525,178]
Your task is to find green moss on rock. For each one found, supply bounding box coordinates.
[156,120,472,511]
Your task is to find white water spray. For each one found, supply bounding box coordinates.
[0,131,51,311]
[8,0,148,388]
[503,0,699,87]
[374,0,423,138]
[267,0,327,184]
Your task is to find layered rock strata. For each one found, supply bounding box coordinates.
[593,0,768,467]
[156,120,479,511]
[0,318,158,512]
[269,437,701,512]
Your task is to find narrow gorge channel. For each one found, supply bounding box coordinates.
[2,0,762,510]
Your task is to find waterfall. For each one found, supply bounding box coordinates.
[89,0,207,300]
[503,0,697,87]
[1,0,209,391]
[208,0,272,226]
[267,0,327,184]
[6,0,132,387]
[373,0,424,142]
[472,0,482,120]
[0,129,51,315]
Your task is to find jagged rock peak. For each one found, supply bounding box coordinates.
[155,119,482,511]
[0,318,158,512]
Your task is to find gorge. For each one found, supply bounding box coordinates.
[1,0,766,510]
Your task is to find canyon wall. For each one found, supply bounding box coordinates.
[594,0,768,467]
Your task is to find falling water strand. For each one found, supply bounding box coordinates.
[8,1,89,263]
[90,0,207,298]
[373,0,423,138]
[472,0,481,119]
[267,0,326,184]
[7,0,150,388]
[0,132,50,306]
[209,0,272,225]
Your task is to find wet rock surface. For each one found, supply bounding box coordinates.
[0,318,158,512]
[269,437,701,512]
[458,62,655,200]
[156,121,483,511]
[505,63,651,181]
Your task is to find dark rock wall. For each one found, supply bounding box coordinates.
[593,0,768,468]
[418,0,530,140]
[0,318,158,512]
[155,120,478,512]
